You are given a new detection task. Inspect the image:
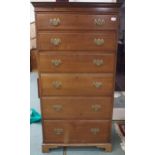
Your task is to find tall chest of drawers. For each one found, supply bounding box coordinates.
[32,2,120,153]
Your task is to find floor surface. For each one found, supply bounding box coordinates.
[30,72,125,155]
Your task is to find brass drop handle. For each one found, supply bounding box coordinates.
[93,59,104,66]
[52,105,63,112]
[49,18,61,26]
[91,104,101,112]
[90,128,100,135]
[51,59,62,67]
[50,38,61,46]
[52,81,62,89]
[93,81,103,89]
[53,128,64,135]
[94,38,104,46]
[94,18,105,26]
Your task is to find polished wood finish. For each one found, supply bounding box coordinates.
[41,97,113,120]
[42,143,112,153]
[37,13,118,30]
[32,1,120,153]
[38,31,116,51]
[43,120,111,143]
[38,52,115,73]
[32,2,121,10]
[40,73,113,96]
[30,49,38,71]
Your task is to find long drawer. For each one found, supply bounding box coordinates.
[38,52,115,73]
[39,73,114,96]
[43,120,111,143]
[41,97,113,120]
[37,32,116,51]
[36,13,118,30]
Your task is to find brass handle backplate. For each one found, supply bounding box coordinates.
[91,104,101,112]
[94,38,104,46]
[50,38,61,46]
[93,59,104,66]
[94,18,105,26]
[93,81,103,89]
[52,81,62,89]
[90,128,100,135]
[53,128,64,135]
[49,18,61,26]
[51,59,62,67]
[52,105,63,112]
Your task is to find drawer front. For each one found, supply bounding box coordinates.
[38,52,115,73]
[37,32,116,51]
[40,73,114,96]
[37,13,118,30]
[43,120,111,143]
[41,97,113,119]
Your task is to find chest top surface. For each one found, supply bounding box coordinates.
[31,2,121,12]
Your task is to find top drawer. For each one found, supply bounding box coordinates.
[36,13,118,30]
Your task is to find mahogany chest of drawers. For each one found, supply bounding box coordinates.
[32,2,120,153]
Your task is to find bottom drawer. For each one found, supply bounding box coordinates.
[43,120,111,143]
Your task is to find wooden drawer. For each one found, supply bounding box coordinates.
[36,13,118,30]
[40,73,114,96]
[37,32,116,51]
[41,97,113,120]
[43,120,111,143]
[38,52,115,73]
